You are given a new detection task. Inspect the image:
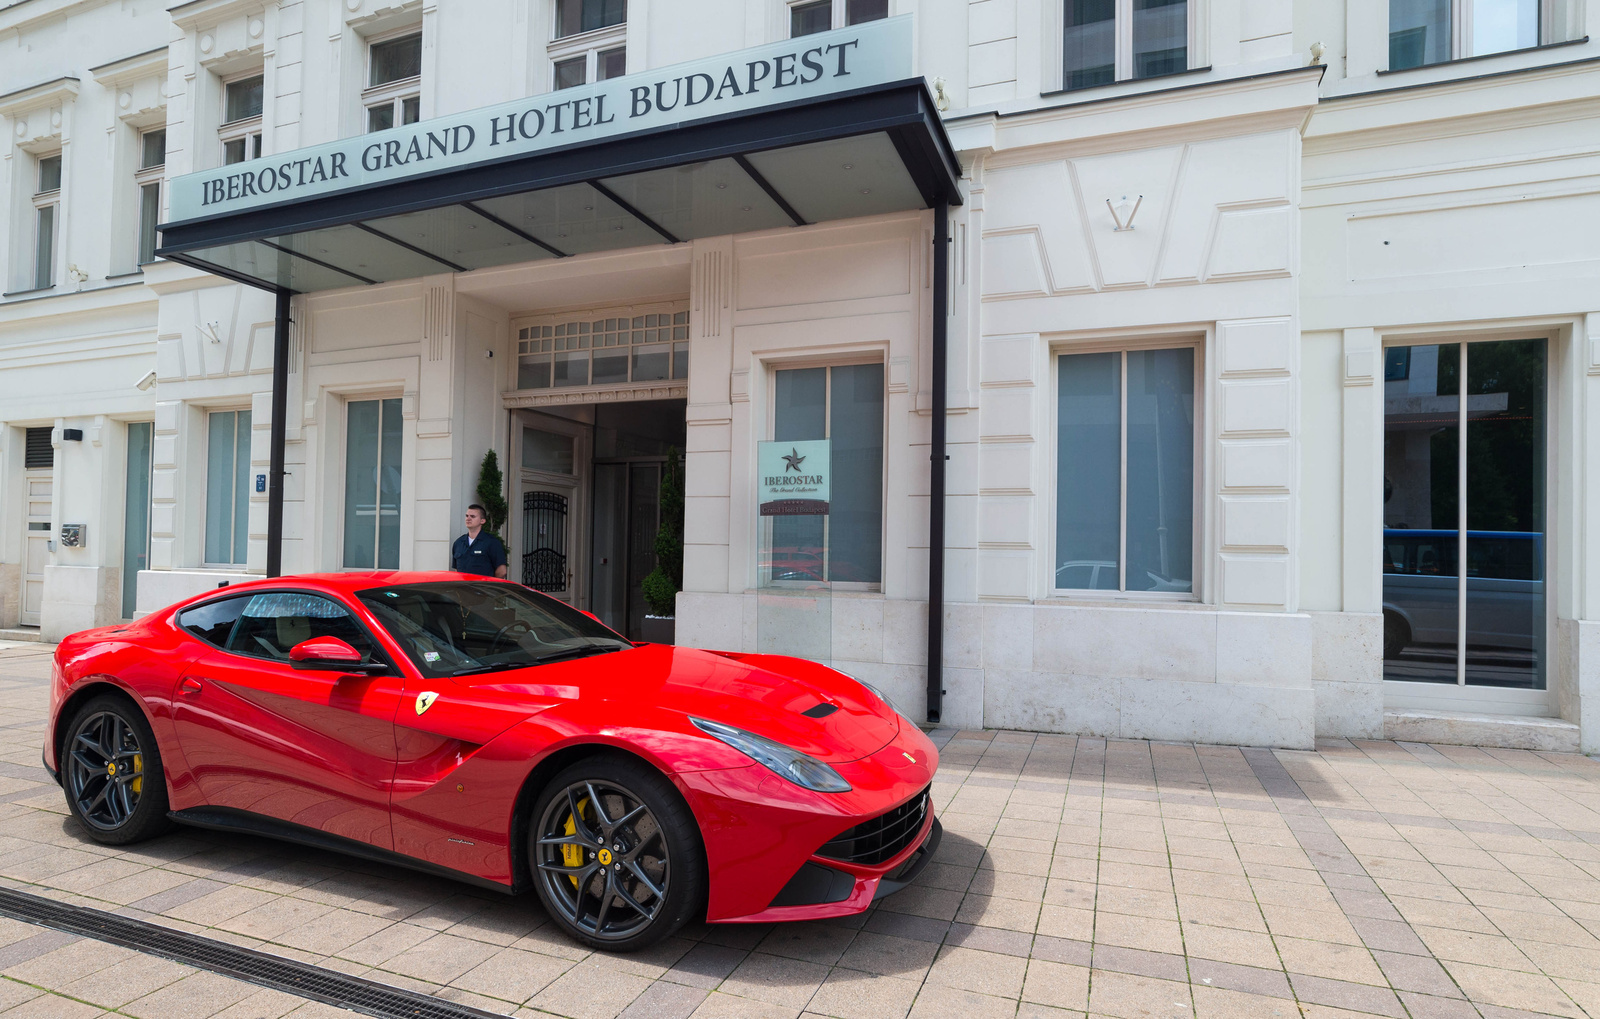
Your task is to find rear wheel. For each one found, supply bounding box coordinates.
[1383,612,1410,660]
[529,757,705,951]
[62,694,171,845]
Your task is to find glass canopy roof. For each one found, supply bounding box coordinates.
[157,81,960,295]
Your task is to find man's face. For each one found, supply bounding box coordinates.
[465,508,485,530]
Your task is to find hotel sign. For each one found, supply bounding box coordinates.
[758,440,830,517]
[167,17,914,222]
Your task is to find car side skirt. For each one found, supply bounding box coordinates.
[169,806,519,897]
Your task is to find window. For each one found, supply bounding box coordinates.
[178,595,250,647]
[225,592,381,663]
[1389,0,1540,69]
[1055,346,1196,594]
[1381,338,1547,689]
[790,0,889,37]
[32,154,61,290]
[220,74,263,164]
[516,309,688,390]
[136,129,165,265]
[555,0,626,38]
[769,363,884,585]
[344,398,402,570]
[1062,0,1188,91]
[205,410,252,565]
[365,32,422,132]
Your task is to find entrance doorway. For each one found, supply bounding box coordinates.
[1381,337,1548,714]
[514,400,685,639]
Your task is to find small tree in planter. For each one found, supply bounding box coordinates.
[475,450,508,537]
[640,449,684,644]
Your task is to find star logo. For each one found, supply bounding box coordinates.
[415,691,438,715]
[781,448,806,473]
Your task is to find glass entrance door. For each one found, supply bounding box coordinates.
[1381,338,1546,699]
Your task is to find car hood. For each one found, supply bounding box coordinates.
[468,643,900,764]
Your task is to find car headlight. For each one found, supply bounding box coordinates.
[690,717,851,793]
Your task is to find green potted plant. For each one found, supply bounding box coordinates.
[475,450,509,536]
[640,449,684,644]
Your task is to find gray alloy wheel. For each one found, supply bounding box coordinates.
[529,757,705,951]
[63,695,171,845]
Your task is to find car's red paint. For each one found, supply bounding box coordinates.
[46,572,938,924]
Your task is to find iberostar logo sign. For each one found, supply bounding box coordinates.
[757,440,830,517]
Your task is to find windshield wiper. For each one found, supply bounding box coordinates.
[449,663,499,676]
[530,644,623,666]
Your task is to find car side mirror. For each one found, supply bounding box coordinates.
[289,637,386,674]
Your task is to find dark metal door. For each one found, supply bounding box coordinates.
[523,489,571,598]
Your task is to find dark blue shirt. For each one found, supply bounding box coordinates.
[450,531,507,577]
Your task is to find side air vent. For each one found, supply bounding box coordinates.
[801,702,838,718]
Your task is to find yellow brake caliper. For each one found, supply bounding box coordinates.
[130,753,143,795]
[561,798,587,887]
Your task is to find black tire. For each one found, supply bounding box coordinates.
[61,694,172,845]
[1383,612,1409,661]
[528,755,706,952]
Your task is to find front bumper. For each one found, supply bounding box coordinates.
[679,721,940,923]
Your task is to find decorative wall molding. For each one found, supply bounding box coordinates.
[502,382,687,409]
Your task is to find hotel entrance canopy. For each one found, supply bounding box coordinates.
[155,17,961,293]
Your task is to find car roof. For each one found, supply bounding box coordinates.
[175,571,512,608]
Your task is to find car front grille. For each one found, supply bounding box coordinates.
[816,786,930,865]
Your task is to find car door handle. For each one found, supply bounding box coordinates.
[179,676,203,695]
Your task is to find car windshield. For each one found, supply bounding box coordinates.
[356,581,630,678]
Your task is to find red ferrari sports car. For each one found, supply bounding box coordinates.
[45,572,939,950]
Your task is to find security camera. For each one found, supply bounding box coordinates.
[135,370,158,391]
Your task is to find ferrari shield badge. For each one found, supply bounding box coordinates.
[414,691,439,715]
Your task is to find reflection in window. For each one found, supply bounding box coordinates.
[1056,347,1194,593]
[770,364,884,585]
[205,410,252,565]
[137,129,165,265]
[220,73,264,164]
[1063,0,1187,91]
[32,154,61,289]
[1390,0,1540,70]
[555,0,625,38]
[1381,339,1546,689]
[344,398,403,569]
[791,0,832,36]
[365,32,423,132]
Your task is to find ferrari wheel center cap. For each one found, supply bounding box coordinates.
[106,762,116,777]
[596,848,613,865]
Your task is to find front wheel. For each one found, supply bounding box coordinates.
[529,757,705,951]
[62,694,172,845]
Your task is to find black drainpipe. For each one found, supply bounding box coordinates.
[266,289,291,578]
[926,205,950,725]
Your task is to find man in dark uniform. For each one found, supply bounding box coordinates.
[450,504,508,578]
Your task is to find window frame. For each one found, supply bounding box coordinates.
[1049,335,1204,602]
[547,21,627,91]
[762,352,888,593]
[511,301,690,394]
[203,407,254,568]
[31,153,62,291]
[1387,0,1553,71]
[786,0,890,37]
[135,128,165,266]
[219,71,264,165]
[363,27,423,133]
[1045,0,1200,94]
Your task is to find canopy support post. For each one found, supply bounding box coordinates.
[926,204,950,726]
[267,289,290,578]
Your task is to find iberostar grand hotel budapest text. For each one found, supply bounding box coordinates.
[4,0,1600,753]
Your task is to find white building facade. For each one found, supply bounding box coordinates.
[2,0,1597,753]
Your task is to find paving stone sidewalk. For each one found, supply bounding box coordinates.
[0,641,1597,1018]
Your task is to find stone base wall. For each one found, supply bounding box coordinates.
[40,565,122,642]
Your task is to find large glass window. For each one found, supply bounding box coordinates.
[1390,0,1540,70]
[1382,339,1546,688]
[32,154,61,290]
[1063,0,1188,91]
[221,73,264,164]
[555,0,625,37]
[1055,347,1195,593]
[770,363,884,585]
[365,32,422,132]
[205,410,252,565]
[343,398,402,570]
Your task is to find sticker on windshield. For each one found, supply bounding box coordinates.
[422,651,441,662]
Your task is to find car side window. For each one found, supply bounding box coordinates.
[225,592,380,663]
[177,596,251,648]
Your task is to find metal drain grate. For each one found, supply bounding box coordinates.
[0,885,510,1019]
